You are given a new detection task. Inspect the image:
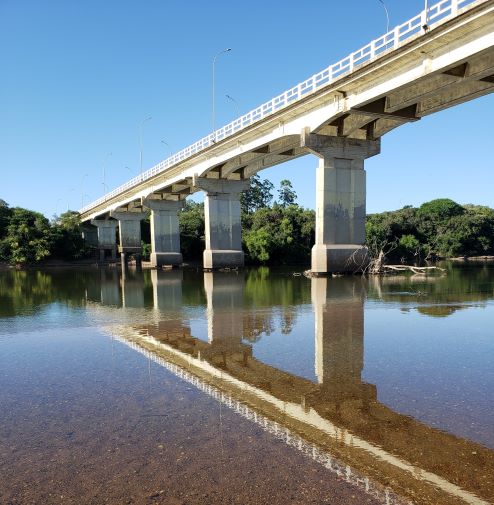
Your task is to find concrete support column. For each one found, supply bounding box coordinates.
[303,133,380,274]
[90,219,118,262]
[193,177,250,269]
[142,199,183,268]
[110,211,145,268]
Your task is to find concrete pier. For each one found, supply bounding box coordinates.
[303,134,380,274]
[143,199,183,268]
[193,177,249,270]
[90,219,118,262]
[110,211,145,268]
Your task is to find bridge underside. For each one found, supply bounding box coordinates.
[81,0,494,273]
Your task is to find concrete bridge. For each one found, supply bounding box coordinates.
[80,0,494,273]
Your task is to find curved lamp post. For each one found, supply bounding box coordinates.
[377,0,390,33]
[225,94,239,118]
[212,48,231,137]
[81,173,88,208]
[139,116,152,175]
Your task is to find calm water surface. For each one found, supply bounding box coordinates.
[0,264,493,505]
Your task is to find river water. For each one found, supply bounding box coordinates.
[0,264,493,505]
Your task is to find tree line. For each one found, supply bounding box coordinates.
[1,182,494,266]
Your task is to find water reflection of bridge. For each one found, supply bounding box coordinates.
[86,270,493,505]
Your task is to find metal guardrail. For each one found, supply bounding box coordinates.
[80,0,480,215]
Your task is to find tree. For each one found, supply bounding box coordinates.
[6,208,52,264]
[179,201,205,259]
[243,205,314,264]
[277,179,297,207]
[0,199,11,239]
[240,174,274,214]
[50,211,86,260]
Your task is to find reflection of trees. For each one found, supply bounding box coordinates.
[244,268,310,308]
[367,262,494,317]
[242,312,275,342]
[0,269,96,317]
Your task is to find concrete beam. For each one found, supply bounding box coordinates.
[142,198,183,267]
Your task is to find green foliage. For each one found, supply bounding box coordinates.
[141,240,151,260]
[396,234,423,262]
[417,198,465,222]
[240,175,274,214]
[0,199,11,241]
[243,205,314,264]
[366,199,494,261]
[277,179,297,207]
[6,208,53,264]
[50,211,87,260]
[179,201,205,260]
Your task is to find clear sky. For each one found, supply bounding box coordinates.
[1,0,493,219]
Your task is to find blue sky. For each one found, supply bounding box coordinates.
[1,0,493,218]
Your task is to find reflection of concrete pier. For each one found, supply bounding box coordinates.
[202,272,252,364]
[311,277,376,403]
[151,269,183,311]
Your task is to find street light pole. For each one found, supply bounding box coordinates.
[225,94,239,118]
[377,0,390,33]
[139,116,152,176]
[212,48,231,138]
[81,173,88,208]
[102,152,112,194]
[161,139,172,157]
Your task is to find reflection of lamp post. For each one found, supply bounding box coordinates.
[377,0,390,33]
[139,116,152,175]
[225,94,239,118]
[212,48,231,136]
[81,173,88,208]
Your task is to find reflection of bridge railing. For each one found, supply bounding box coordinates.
[109,324,492,505]
[114,332,410,505]
[79,0,482,215]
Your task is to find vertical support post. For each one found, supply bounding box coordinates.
[142,199,184,267]
[193,177,250,269]
[90,219,118,263]
[302,132,380,274]
[110,210,145,269]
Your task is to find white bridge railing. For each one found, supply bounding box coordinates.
[80,0,481,215]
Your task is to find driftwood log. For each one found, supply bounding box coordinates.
[379,265,446,274]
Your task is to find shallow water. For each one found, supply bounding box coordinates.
[0,264,493,505]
